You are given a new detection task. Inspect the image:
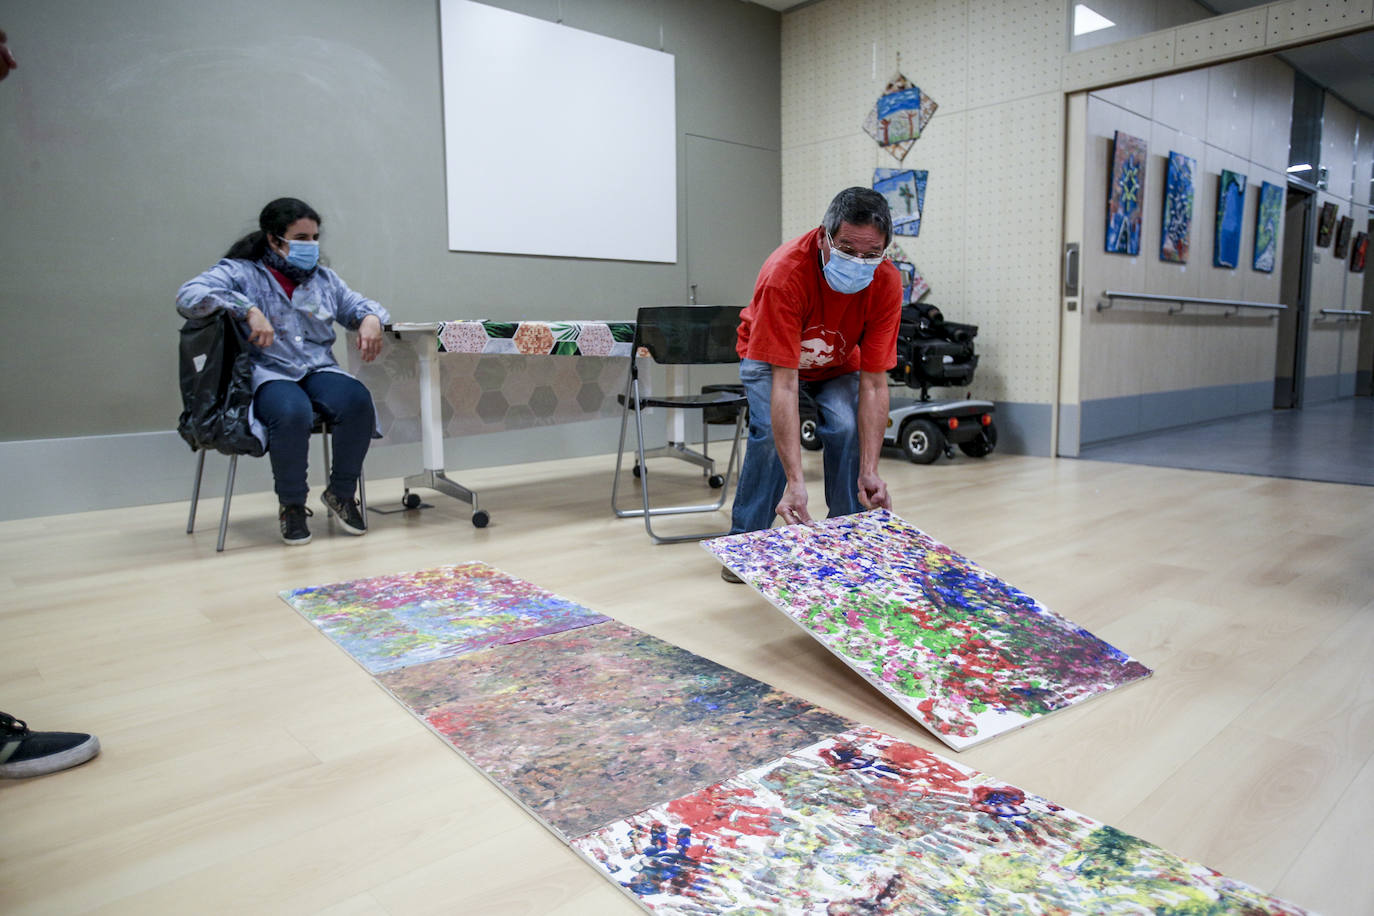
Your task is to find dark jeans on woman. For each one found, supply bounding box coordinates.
[253,371,375,506]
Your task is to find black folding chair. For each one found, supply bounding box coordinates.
[611,306,748,543]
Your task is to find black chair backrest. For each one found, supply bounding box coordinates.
[633,305,743,366]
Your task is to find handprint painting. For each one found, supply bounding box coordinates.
[378,620,852,839]
[280,562,608,673]
[573,727,1312,915]
[704,510,1150,750]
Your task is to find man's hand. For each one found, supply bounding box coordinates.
[245,306,275,349]
[357,314,383,362]
[857,471,890,510]
[775,480,813,526]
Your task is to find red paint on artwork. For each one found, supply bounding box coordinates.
[665,784,781,847]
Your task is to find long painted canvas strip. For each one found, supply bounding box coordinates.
[573,726,1312,915]
[279,562,609,673]
[378,620,854,840]
[703,509,1151,750]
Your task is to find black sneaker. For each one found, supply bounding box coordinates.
[0,712,100,779]
[279,504,313,545]
[321,490,367,536]
[721,565,744,584]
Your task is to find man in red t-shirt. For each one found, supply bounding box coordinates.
[723,188,902,580]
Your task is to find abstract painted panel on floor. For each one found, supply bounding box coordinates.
[862,72,937,162]
[1214,169,1247,269]
[874,168,927,237]
[1253,181,1283,272]
[1160,150,1195,263]
[1105,131,1145,255]
[279,563,609,674]
[703,510,1151,750]
[378,621,853,839]
[573,726,1313,915]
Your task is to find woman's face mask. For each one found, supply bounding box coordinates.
[282,239,319,271]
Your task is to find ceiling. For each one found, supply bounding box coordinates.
[742,0,1374,118]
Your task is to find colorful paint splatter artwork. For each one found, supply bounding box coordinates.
[1106,131,1146,255]
[703,509,1151,750]
[378,621,853,839]
[862,72,937,162]
[874,167,927,237]
[279,563,609,673]
[888,245,931,305]
[1160,150,1195,263]
[1214,169,1247,268]
[573,726,1313,915]
[1253,181,1283,272]
[1351,232,1368,272]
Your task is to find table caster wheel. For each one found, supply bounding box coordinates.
[708,474,725,488]
[632,464,641,479]
[402,492,422,510]
[472,510,490,528]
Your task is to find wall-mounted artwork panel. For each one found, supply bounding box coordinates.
[1214,169,1246,269]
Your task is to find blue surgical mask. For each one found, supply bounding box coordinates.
[283,239,319,271]
[822,231,883,294]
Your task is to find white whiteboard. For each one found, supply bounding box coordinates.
[439,0,678,262]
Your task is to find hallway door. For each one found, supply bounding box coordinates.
[1274,186,1313,409]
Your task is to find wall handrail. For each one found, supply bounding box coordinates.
[1098,291,1286,316]
[1317,308,1370,320]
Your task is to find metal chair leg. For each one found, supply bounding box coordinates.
[187,449,206,534]
[216,454,237,552]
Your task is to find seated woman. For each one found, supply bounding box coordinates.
[176,197,390,546]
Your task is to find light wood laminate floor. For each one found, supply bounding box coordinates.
[1,448,1371,915]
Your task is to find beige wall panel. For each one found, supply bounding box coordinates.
[780,134,881,240]
[1355,118,1374,207]
[1307,193,1352,377]
[899,110,969,317]
[1094,80,1155,119]
[1204,60,1255,162]
[1173,6,1269,67]
[1265,0,1374,46]
[961,92,1063,403]
[1320,95,1359,200]
[1064,30,1177,90]
[1152,67,1211,137]
[885,0,971,114]
[965,0,1064,109]
[780,0,891,150]
[1248,57,1296,173]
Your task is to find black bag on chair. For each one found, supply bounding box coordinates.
[176,310,266,457]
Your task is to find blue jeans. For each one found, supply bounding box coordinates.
[729,358,862,534]
[253,371,375,506]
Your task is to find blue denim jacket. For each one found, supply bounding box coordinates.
[176,258,392,392]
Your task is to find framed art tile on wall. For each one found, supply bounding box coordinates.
[1160,151,1195,263]
[1214,169,1246,269]
[1106,131,1146,255]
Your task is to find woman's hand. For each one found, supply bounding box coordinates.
[245,306,274,349]
[357,314,383,363]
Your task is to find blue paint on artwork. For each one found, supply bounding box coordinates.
[1214,170,1247,269]
[1106,132,1146,255]
[876,86,922,120]
[1160,151,1195,263]
[874,167,927,237]
[1253,181,1282,272]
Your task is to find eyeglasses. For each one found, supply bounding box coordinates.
[826,229,887,261]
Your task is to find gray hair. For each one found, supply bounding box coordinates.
[821,187,892,246]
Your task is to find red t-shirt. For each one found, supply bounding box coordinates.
[736,227,902,382]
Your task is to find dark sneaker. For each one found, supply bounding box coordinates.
[321,490,367,536]
[0,712,100,779]
[279,504,313,545]
[720,565,743,584]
